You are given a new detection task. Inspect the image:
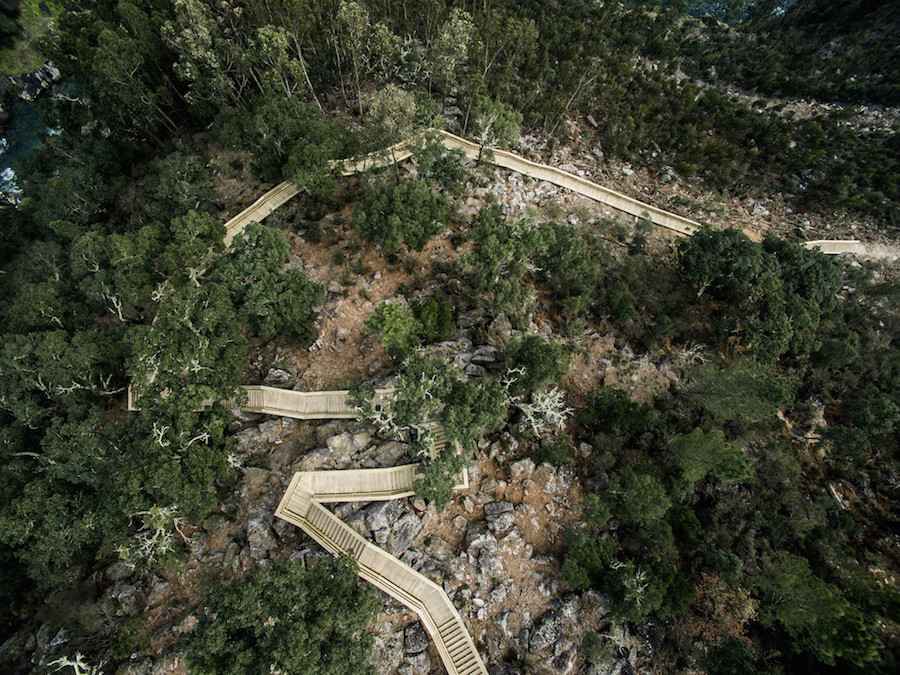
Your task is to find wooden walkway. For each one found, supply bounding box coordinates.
[276,462,484,675]
[240,386,394,420]
[220,129,864,255]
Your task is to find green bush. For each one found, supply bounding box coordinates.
[503,333,570,397]
[354,179,453,253]
[189,558,379,675]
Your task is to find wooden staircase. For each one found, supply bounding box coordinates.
[276,465,486,675]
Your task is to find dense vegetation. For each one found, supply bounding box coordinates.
[0,0,896,672]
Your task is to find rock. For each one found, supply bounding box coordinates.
[369,441,407,467]
[363,500,405,531]
[243,466,270,490]
[106,560,133,582]
[370,634,404,673]
[477,551,503,575]
[111,584,138,615]
[471,345,501,363]
[509,458,536,481]
[529,608,564,654]
[552,648,578,674]
[464,521,497,555]
[403,650,431,674]
[486,314,513,347]
[367,360,385,376]
[246,517,277,560]
[487,511,516,534]
[586,114,599,128]
[232,427,266,454]
[464,363,487,378]
[636,617,663,656]
[621,166,634,177]
[404,624,429,654]
[263,367,295,387]
[326,431,358,458]
[484,501,514,518]
[387,513,422,556]
[452,515,468,529]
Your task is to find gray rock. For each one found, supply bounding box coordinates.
[247,517,277,560]
[363,500,405,531]
[369,634,404,673]
[404,624,429,654]
[636,617,663,656]
[464,521,497,555]
[487,511,516,534]
[264,367,295,387]
[464,363,487,378]
[529,609,564,654]
[509,458,536,481]
[587,114,599,129]
[484,501,515,518]
[388,513,422,556]
[471,345,501,363]
[486,314,513,346]
[232,427,266,454]
[552,649,577,674]
[370,440,407,467]
[477,551,503,575]
[326,431,358,458]
[106,560,133,582]
[403,649,431,674]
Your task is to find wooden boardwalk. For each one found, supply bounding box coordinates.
[220,130,864,255]
[240,386,394,420]
[276,462,484,675]
[127,127,867,675]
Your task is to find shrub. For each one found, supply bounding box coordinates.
[354,179,453,253]
[189,557,379,675]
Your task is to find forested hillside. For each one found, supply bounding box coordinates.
[0,1,897,673]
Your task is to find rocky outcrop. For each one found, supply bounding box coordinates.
[0,63,60,125]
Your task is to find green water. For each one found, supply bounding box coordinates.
[0,99,45,171]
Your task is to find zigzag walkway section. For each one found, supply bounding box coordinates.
[130,382,489,673]
[250,388,487,675]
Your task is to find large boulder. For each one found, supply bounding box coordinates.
[246,517,277,560]
[529,608,564,654]
[387,513,422,556]
[404,624,429,655]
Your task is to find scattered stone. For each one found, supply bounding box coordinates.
[464,521,498,555]
[586,114,599,129]
[484,501,514,518]
[509,458,536,481]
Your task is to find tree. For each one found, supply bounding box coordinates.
[162,0,236,115]
[469,95,522,159]
[364,301,422,358]
[670,428,752,491]
[755,552,883,667]
[127,282,249,427]
[354,179,453,254]
[427,8,476,103]
[611,468,671,528]
[159,210,225,286]
[683,360,793,434]
[211,222,324,341]
[189,557,380,675]
[503,333,571,398]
